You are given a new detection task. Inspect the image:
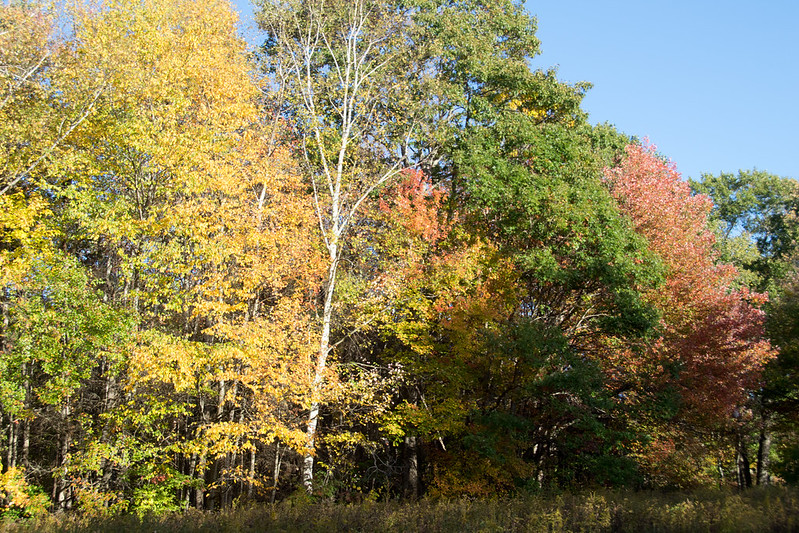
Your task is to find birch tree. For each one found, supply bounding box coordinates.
[256,0,431,492]
[256,0,556,493]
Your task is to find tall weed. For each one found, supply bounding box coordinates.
[2,486,798,532]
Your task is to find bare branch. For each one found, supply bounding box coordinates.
[1,85,104,196]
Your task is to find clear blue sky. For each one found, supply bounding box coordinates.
[232,1,798,182]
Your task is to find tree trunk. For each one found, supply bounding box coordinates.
[247,447,256,499]
[0,299,7,473]
[0,295,8,356]
[756,411,773,485]
[403,435,419,500]
[737,435,752,489]
[196,393,208,509]
[21,418,29,468]
[195,454,206,510]
[55,401,73,510]
[6,418,16,469]
[301,402,320,493]
[224,401,243,509]
[21,363,30,467]
[217,379,227,418]
[185,453,197,510]
[303,247,338,493]
[99,366,120,490]
[271,440,281,505]
[0,413,5,473]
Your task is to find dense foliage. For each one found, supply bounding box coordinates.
[0,0,794,520]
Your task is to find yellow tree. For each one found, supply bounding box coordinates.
[0,1,103,198]
[0,1,103,288]
[0,0,322,511]
[0,2,115,512]
[0,1,105,292]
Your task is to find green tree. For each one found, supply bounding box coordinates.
[689,170,799,291]
[690,170,799,486]
[0,254,132,510]
[764,273,799,483]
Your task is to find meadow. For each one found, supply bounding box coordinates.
[3,487,799,533]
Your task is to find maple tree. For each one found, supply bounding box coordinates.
[605,143,775,486]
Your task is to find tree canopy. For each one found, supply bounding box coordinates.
[0,0,791,517]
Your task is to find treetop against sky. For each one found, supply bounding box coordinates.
[232,0,799,183]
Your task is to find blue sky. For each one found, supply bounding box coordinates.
[232,0,798,182]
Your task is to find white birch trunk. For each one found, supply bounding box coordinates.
[261,0,416,494]
[303,240,338,492]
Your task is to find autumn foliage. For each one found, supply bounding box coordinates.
[605,144,775,485]
[606,143,774,416]
[0,0,786,519]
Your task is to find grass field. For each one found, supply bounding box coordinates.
[3,487,799,532]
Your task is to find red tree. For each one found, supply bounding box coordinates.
[605,143,774,418]
[604,143,776,486]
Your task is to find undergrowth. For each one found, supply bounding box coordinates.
[2,486,798,532]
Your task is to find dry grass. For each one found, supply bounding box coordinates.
[3,486,799,532]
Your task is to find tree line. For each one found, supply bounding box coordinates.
[1,0,798,518]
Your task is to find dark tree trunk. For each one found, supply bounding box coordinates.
[99,367,120,491]
[21,418,29,468]
[195,454,206,510]
[185,453,197,510]
[195,394,209,509]
[737,435,752,489]
[6,417,16,469]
